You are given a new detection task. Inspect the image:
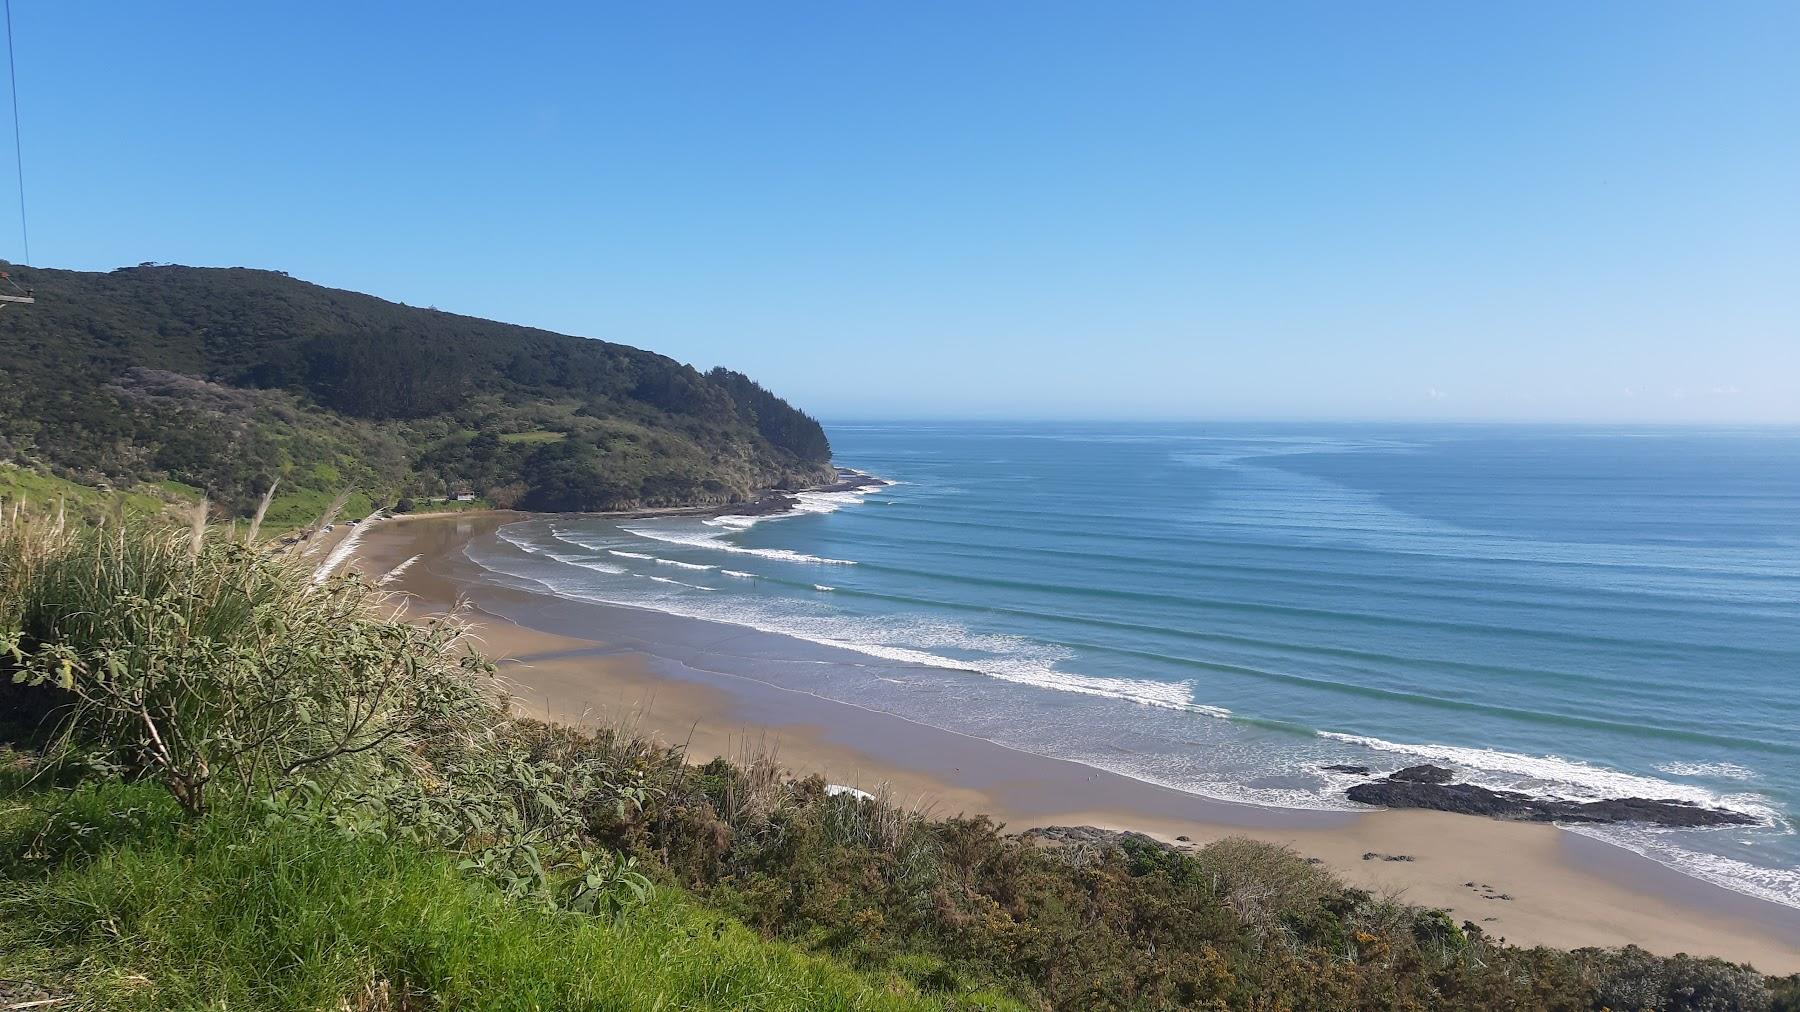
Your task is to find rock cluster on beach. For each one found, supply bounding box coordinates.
[1021,825,1176,854]
[1344,765,1756,828]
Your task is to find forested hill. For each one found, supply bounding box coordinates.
[0,263,834,516]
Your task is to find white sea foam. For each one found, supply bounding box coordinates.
[500,526,623,570]
[1319,732,1776,822]
[495,525,536,550]
[705,515,762,529]
[656,558,716,571]
[642,574,715,591]
[792,489,873,513]
[706,486,878,528]
[818,636,1225,715]
[482,540,1226,717]
[1564,823,1800,909]
[623,524,857,565]
[721,570,757,579]
[813,584,835,592]
[1655,761,1758,781]
[608,550,656,560]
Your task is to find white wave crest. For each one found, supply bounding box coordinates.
[641,574,715,591]
[474,544,1225,718]
[722,570,756,579]
[496,525,535,550]
[705,485,879,528]
[656,558,716,571]
[622,524,857,565]
[813,584,835,592]
[815,635,1224,715]
[608,550,655,560]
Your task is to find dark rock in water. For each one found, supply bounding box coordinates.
[1349,779,1535,818]
[1389,764,1456,784]
[1346,778,1755,828]
[1321,764,1373,775]
[1566,796,1756,827]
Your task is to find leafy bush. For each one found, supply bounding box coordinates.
[1580,945,1775,1012]
[1,508,492,816]
[0,505,643,914]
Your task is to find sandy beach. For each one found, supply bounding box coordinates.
[354,512,1800,973]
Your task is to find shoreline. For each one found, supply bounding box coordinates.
[353,511,1800,972]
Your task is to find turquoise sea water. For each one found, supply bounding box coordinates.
[469,423,1800,908]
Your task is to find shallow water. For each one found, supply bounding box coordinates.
[467,422,1800,908]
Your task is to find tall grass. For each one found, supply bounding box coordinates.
[0,502,489,816]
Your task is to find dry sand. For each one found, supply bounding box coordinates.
[354,513,1800,973]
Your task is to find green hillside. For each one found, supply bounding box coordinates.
[0,262,834,517]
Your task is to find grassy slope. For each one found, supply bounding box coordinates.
[260,487,377,533]
[0,781,1004,1012]
[0,462,188,517]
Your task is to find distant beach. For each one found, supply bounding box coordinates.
[356,507,1800,972]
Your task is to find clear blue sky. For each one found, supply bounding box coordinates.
[10,3,1798,422]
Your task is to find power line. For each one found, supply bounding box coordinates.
[4,0,26,265]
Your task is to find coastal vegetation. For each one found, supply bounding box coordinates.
[0,262,835,522]
[2,504,1796,1011]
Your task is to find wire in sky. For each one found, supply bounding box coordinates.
[4,0,27,265]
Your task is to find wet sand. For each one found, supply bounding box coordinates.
[356,512,1800,972]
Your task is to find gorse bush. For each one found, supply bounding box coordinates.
[487,723,1783,1012]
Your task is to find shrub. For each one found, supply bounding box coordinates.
[1,507,492,816]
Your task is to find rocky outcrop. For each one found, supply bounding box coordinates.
[1020,825,1177,854]
[1346,775,1755,828]
[1388,764,1455,784]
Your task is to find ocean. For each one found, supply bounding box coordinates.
[465,422,1799,909]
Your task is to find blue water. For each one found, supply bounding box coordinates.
[469,423,1800,907]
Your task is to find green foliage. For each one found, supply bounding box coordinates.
[0,262,835,517]
[0,461,172,518]
[0,511,492,816]
[709,367,832,465]
[1577,945,1776,1012]
[508,725,1788,1011]
[259,487,375,533]
[0,798,966,1011]
[1771,975,1800,1012]
[498,429,569,444]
